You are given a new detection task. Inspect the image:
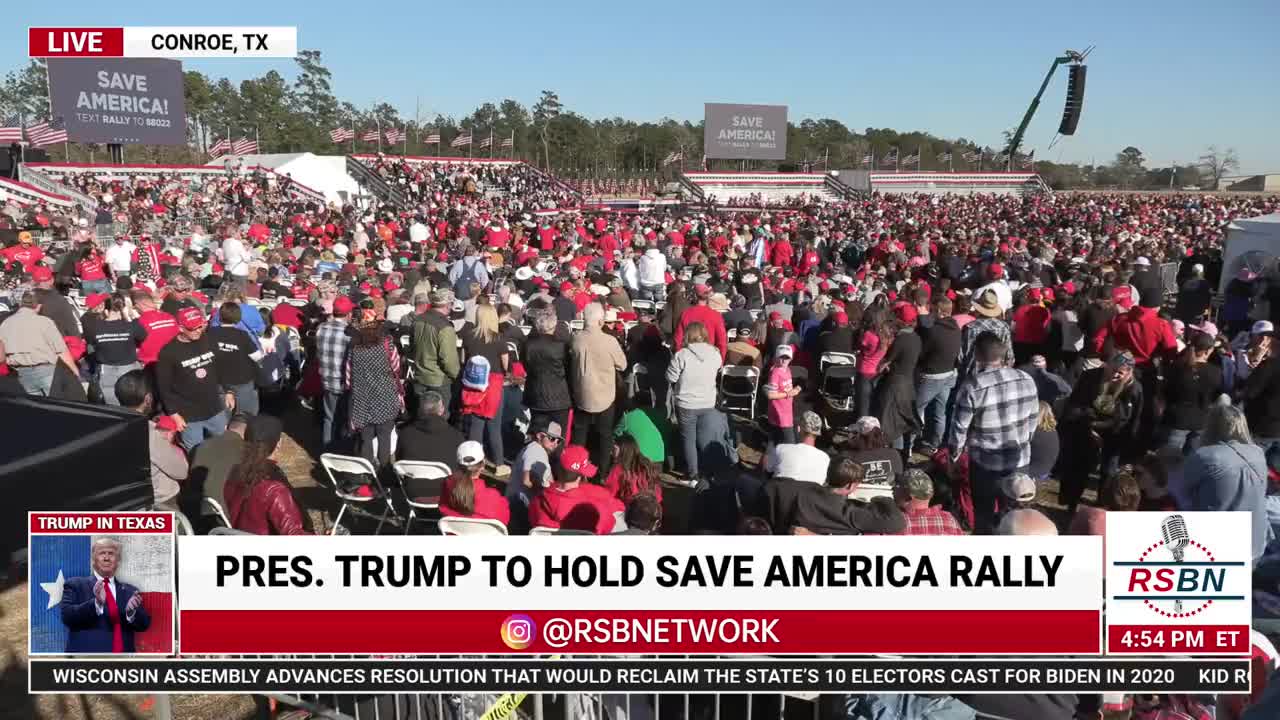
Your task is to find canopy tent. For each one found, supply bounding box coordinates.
[206,152,358,204]
[1221,214,1280,293]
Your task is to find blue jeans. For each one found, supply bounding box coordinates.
[15,364,56,396]
[466,387,506,464]
[677,406,715,478]
[970,462,1028,534]
[228,381,259,417]
[915,371,957,449]
[179,411,228,452]
[81,279,112,294]
[855,373,877,419]
[322,390,347,449]
[97,362,141,406]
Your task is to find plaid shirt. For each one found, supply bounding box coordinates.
[959,317,1014,377]
[901,501,965,535]
[315,319,352,394]
[948,366,1039,472]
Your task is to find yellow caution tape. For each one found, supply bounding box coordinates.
[479,654,561,720]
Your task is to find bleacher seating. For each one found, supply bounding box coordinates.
[679,172,844,206]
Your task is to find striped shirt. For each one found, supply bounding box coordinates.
[948,366,1039,473]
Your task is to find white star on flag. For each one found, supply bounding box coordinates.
[40,570,65,609]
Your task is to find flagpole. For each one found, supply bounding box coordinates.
[255,126,260,154]
[376,118,382,153]
[350,122,355,154]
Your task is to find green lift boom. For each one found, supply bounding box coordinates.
[1005,47,1092,168]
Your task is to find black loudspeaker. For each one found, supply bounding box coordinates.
[1058,64,1087,136]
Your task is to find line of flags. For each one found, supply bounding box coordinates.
[329,125,515,154]
[0,116,68,147]
[208,137,258,158]
[662,150,683,166]
[855,146,1035,170]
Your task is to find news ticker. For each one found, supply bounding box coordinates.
[28,658,1251,695]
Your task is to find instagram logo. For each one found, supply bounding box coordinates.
[500,614,537,650]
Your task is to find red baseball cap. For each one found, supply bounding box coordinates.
[177,306,206,330]
[893,302,919,325]
[30,266,53,283]
[333,296,355,315]
[1112,285,1134,310]
[1027,288,1043,302]
[559,445,598,479]
[85,293,110,309]
[988,263,1005,279]
[833,311,849,326]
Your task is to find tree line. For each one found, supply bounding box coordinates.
[0,54,1242,190]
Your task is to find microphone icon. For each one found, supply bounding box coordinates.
[1161,514,1190,614]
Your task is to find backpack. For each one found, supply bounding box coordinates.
[462,355,491,391]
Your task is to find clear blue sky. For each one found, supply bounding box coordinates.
[13,0,1280,173]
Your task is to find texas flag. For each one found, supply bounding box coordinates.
[30,534,174,654]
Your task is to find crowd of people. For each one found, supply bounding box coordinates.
[5,159,1280,716]
[565,176,664,198]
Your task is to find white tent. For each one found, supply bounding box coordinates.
[204,152,361,204]
[1221,214,1280,293]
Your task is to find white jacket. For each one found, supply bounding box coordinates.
[638,248,667,286]
[620,258,640,292]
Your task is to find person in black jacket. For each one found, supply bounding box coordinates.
[1244,351,1280,451]
[522,308,573,431]
[816,311,856,356]
[915,296,961,453]
[873,304,922,451]
[397,390,465,477]
[1058,352,1144,514]
[1159,331,1222,454]
[763,455,906,535]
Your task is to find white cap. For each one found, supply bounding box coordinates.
[76,217,89,227]
[1134,256,1151,267]
[457,441,485,466]
[332,243,349,258]
[1252,320,1275,336]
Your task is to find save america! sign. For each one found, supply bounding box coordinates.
[704,103,787,160]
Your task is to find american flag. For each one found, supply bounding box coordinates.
[901,152,920,166]
[451,133,472,148]
[1019,149,1036,168]
[477,135,493,149]
[424,132,441,144]
[232,138,258,155]
[963,150,980,162]
[662,150,682,165]
[208,138,231,157]
[330,127,354,142]
[0,115,25,143]
[360,129,381,142]
[31,121,68,147]
[937,151,952,164]
[883,148,899,163]
[860,152,874,166]
[993,152,1009,167]
[385,128,406,145]
[500,135,513,148]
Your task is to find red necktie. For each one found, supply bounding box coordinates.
[103,581,124,653]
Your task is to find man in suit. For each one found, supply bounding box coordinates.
[60,536,151,653]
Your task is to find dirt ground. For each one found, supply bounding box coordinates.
[3,401,1091,719]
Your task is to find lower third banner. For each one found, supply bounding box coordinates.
[29,658,1250,694]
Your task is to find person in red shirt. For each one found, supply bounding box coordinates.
[2,231,45,272]
[440,441,511,526]
[1011,288,1052,365]
[131,289,180,366]
[1092,287,1177,366]
[76,245,113,295]
[603,434,663,504]
[529,445,625,534]
[673,285,728,359]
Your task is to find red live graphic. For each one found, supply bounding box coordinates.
[1108,625,1249,654]
[29,28,124,57]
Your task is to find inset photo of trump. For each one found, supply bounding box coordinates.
[30,533,174,655]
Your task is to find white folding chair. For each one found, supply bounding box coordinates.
[530,526,593,536]
[203,497,232,528]
[818,351,857,377]
[718,365,759,414]
[439,516,508,536]
[319,453,396,535]
[392,460,451,534]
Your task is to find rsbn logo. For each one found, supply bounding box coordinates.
[1113,514,1246,618]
